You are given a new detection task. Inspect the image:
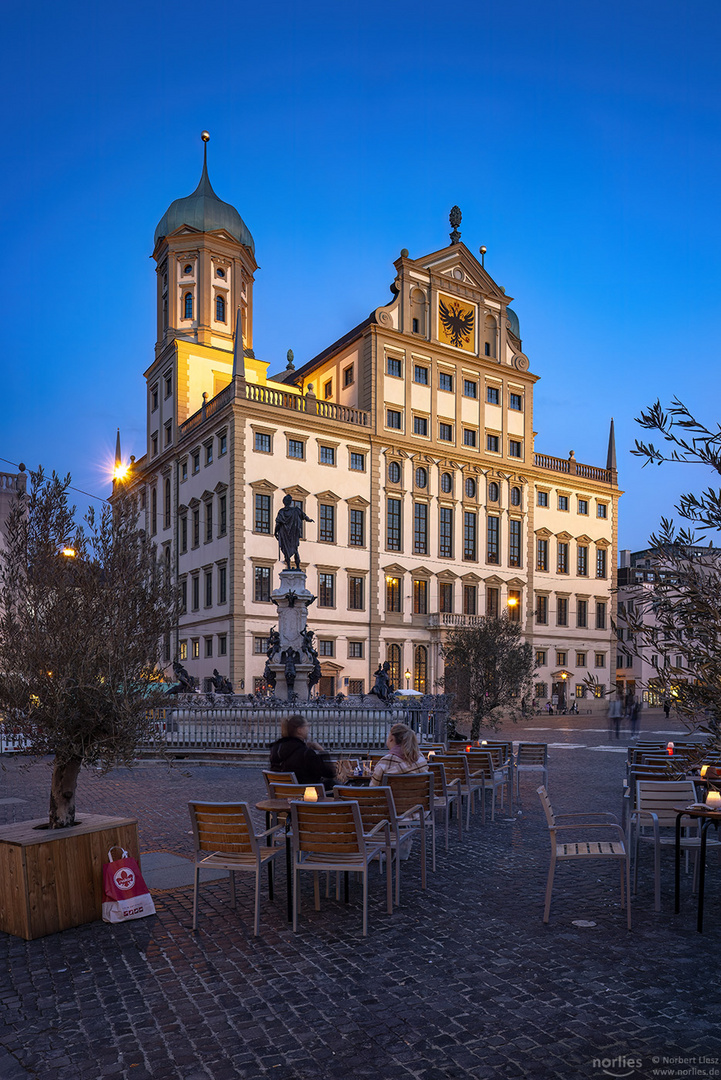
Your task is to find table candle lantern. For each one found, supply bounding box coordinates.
[303,786,318,802]
[667,742,674,756]
[701,765,709,779]
[705,790,721,809]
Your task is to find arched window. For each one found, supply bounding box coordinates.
[414,645,427,693]
[488,482,499,502]
[465,478,476,499]
[184,292,193,320]
[510,486,521,506]
[215,294,226,322]
[415,467,427,489]
[484,314,497,358]
[410,288,426,335]
[387,643,401,690]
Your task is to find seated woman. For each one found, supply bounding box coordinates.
[370,723,427,786]
[269,714,336,791]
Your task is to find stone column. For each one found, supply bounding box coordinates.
[267,569,316,701]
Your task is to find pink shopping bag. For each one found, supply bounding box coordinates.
[102,846,156,924]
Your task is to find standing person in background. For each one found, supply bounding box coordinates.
[370,723,427,786]
[663,697,671,720]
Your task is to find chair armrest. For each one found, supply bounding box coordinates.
[556,812,619,824]
[256,824,286,841]
[449,778,462,796]
[366,818,390,838]
[398,804,424,821]
[630,810,659,825]
[553,822,627,840]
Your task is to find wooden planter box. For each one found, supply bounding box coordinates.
[0,813,139,940]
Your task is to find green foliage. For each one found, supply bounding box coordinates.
[441,616,534,738]
[0,470,177,822]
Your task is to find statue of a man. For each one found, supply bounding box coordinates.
[274,495,313,570]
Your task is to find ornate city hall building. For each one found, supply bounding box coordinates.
[125,141,620,704]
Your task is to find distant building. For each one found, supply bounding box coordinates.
[121,140,620,701]
[0,468,26,558]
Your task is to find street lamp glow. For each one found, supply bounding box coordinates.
[404,668,411,689]
[507,596,518,607]
[61,547,76,558]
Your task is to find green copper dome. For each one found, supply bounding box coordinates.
[154,151,255,253]
[506,306,520,340]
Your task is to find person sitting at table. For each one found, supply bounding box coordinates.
[269,714,336,791]
[370,723,427,786]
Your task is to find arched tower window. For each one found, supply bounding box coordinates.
[184,292,193,320]
[414,645,428,693]
[410,288,426,335]
[216,294,226,323]
[484,314,497,358]
[386,643,401,690]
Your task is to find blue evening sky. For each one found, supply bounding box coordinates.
[2,0,720,550]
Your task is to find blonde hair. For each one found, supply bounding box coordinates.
[389,723,420,764]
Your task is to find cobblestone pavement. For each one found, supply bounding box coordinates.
[1,710,720,1080]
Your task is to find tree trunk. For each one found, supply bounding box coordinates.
[49,755,83,828]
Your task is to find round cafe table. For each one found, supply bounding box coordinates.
[673,804,721,932]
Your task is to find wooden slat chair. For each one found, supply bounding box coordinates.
[262,770,298,796]
[421,744,448,754]
[537,786,631,930]
[188,801,284,936]
[289,800,392,936]
[622,763,678,831]
[466,750,507,821]
[267,782,327,802]
[631,780,721,912]
[448,739,474,752]
[427,761,463,849]
[387,773,437,872]
[335,785,425,904]
[433,755,479,828]
[478,740,514,804]
[515,743,548,797]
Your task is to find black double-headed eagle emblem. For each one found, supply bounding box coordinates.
[439,298,474,348]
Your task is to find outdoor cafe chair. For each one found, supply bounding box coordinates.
[262,769,298,796]
[427,760,463,849]
[537,786,631,930]
[631,779,721,912]
[335,784,425,904]
[289,799,392,936]
[466,750,506,821]
[432,755,478,829]
[267,781,327,802]
[188,801,284,936]
[386,773,437,872]
[516,743,549,797]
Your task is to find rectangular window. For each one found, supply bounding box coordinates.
[320,445,335,466]
[179,641,188,661]
[556,650,567,667]
[350,452,365,471]
[509,520,521,567]
[463,429,477,447]
[576,651,586,667]
[487,515,499,564]
[413,579,428,614]
[596,601,607,629]
[219,495,227,536]
[319,504,335,543]
[439,372,453,392]
[348,678,364,694]
[343,365,354,387]
[288,438,305,459]
[463,511,477,561]
[204,571,212,607]
[557,597,568,626]
[318,640,335,657]
[164,373,172,397]
[218,432,227,456]
[595,652,606,668]
[577,599,588,628]
[205,443,213,465]
[597,503,608,519]
[414,502,428,555]
[151,385,158,411]
[577,545,588,576]
[557,542,569,574]
[324,380,332,399]
[192,508,200,547]
[463,585,477,616]
[218,565,227,604]
[508,589,521,622]
[348,576,364,610]
[536,650,547,666]
[218,635,227,656]
[509,440,522,458]
[180,580,187,613]
[387,498,402,551]
[205,637,213,658]
[487,386,500,405]
[205,502,212,543]
[319,573,335,607]
[386,356,402,378]
[165,421,172,447]
[486,434,499,453]
[439,506,453,558]
[509,392,522,411]
[348,641,364,658]
[254,566,271,602]
[578,498,588,515]
[192,451,200,474]
[537,538,548,571]
[414,415,428,437]
[536,595,548,625]
[414,365,428,385]
[180,515,187,553]
[463,379,477,398]
[191,575,200,611]
[537,490,548,507]
[486,586,499,618]
[255,494,271,534]
[596,549,607,578]
[386,576,401,613]
[254,636,270,654]
[192,640,199,660]
[387,409,402,429]
[439,422,453,442]
[558,495,569,511]
[181,461,188,482]
[349,508,365,547]
[440,582,454,613]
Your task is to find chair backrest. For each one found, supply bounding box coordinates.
[268,781,326,801]
[433,754,468,785]
[466,750,498,776]
[188,801,256,856]
[635,780,698,828]
[427,760,449,796]
[262,770,298,795]
[421,744,448,754]
[335,785,398,829]
[517,743,548,766]
[536,786,555,829]
[388,772,434,814]
[478,741,512,763]
[290,800,365,856]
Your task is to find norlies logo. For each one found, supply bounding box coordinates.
[593,1056,642,1078]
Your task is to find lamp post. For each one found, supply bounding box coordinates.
[405,668,411,690]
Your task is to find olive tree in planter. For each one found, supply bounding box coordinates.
[0,470,176,936]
